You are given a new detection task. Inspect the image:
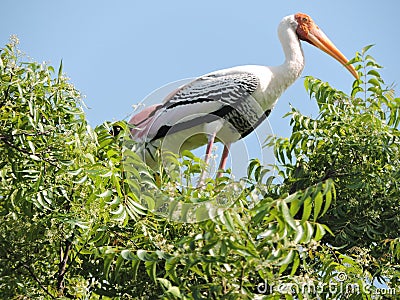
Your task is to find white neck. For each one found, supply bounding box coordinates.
[274,15,305,89]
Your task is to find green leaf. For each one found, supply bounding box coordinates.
[258,224,278,239]
[36,192,51,210]
[158,278,172,289]
[294,222,304,244]
[223,210,235,232]
[145,261,157,283]
[114,254,125,281]
[290,252,300,276]
[137,249,156,261]
[313,192,323,222]
[320,189,333,218]
[121,249,137,260]
[103,254,114,280]
[131,260,140,282]
[368,78,381,87]
[301,222,314,243]
[361,44,374,55]
[84,153,95,164]
[181,150,195,159]
[367,69,381,78]
[27,140,35,154]
[315,223,326,241]
[110,204,125,215]
[301,197,312,222]
[277,249,295,266]
[66,219,89,229]
[29,154,41,161]
[280,199,297,230]
[127,198,147,212]
[158,279,182,298]
[68,168,83,176]
[226,240,258,258]
[73,175,87,184]
[58,59,63,79]
[167,286,181,297]
[289,197,302,217]
[97,189,113,198]
[247,158,260,178]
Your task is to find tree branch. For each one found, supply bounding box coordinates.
[22,263,55,299]
[0,134,33,156]
[56,234,74,292]
[0,133,59,168]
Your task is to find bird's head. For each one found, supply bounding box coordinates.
[294,12,358,79]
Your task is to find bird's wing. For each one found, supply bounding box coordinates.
[163,70,259,109]
[135,70,261,142]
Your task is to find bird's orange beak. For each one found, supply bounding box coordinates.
[307,26,358,79]
[295,13,358,79]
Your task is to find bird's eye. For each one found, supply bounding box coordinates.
[302,17,308,22]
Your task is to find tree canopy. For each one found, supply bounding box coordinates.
[0,38,399,299]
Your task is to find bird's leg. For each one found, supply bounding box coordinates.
[203,132,216,166]
[217,143,230,178]
[197,132,216,187]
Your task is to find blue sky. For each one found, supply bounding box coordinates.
[1,0,398,177]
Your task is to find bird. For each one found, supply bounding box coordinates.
[129,12,358,182]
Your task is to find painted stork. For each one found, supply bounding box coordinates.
[129,13,358,180]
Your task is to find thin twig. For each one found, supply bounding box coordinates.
[2,130,52,137]
[0,134,59,168]
[0,134,32,155]
[22,263,55,299]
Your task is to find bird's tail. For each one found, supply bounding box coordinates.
[129,104,162,141]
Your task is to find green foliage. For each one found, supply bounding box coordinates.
[279,47,399,243]
[269,45,400,295]
[0,39,399,299]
